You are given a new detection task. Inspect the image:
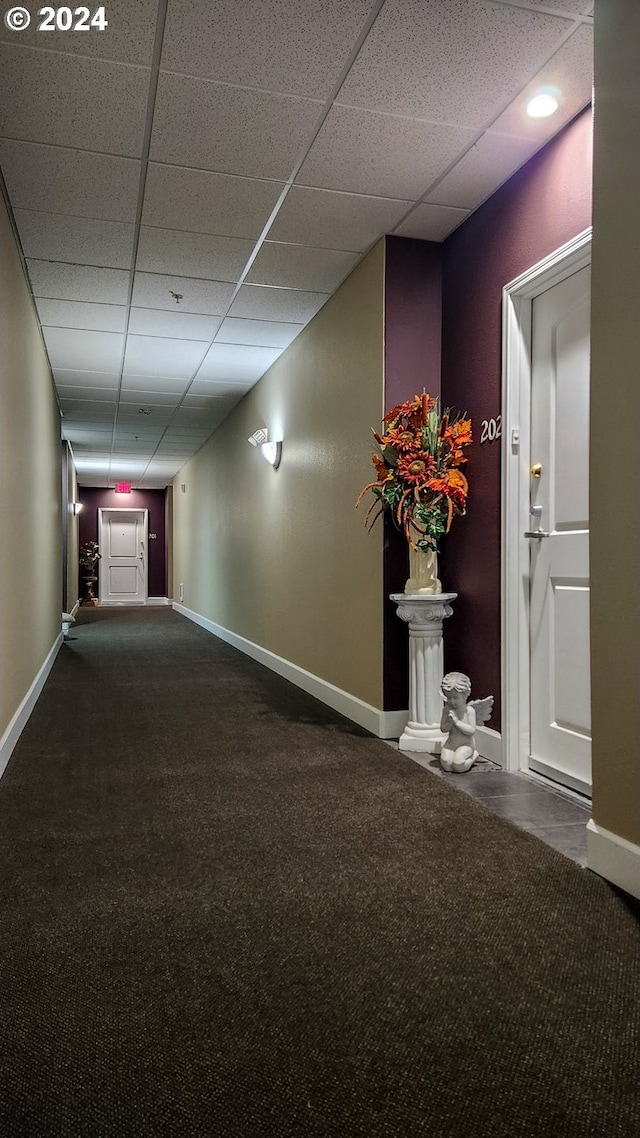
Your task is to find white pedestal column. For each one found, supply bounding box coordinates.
[390,593,457,753]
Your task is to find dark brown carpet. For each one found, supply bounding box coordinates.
[1,606,639,1137]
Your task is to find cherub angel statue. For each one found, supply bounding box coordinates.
[439,672,494,773]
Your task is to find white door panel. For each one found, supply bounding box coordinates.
[529,266,591,794]
[99,509,148,605]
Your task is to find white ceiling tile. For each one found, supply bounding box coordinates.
[131,273,235,315]
[162,428,212,439]
[424,134,541,210]
[15,211,134,269]
[395,203,470,242]
[54,369,120,389]
[171,407,230,428]
[0,0,158,64]
[116,406,173,425]
[150,73,322,180]
[215,318,303,349]
[128,307,222,340]
[120,373,190,394]
[143,164,285,240]
[268,186,412,252]
[181,393,239,409]
[27,261,130,304]
[43,327,124,371]
[488,25,593,140]
[37,299,127,333]
[136,227,254,282]
[0,140,140,222]
[56,386,118,402]
[338,0,571,127]
[195,343,281,383]
[188,380,250,398]
[246,242,359,292]
[297,105,476,199]
[123,335,208,378]
[63,429,113,445]
[59,398,117,415]
[160,0,372,98]
[118,389,183,407]
[229,285,328,323]
[0,45,149,156]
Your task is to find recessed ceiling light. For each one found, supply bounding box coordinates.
[527,93,559,118]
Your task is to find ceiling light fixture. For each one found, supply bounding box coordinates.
[526,92,559,118]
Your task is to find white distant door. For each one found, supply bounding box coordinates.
[528,265,591,795]
[98,509,148,605]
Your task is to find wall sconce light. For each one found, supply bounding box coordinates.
[72,502,83,515]
[248,428,282,469]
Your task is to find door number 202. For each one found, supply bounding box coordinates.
[480,415,502,444]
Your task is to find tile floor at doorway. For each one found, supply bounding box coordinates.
[388,743,591,867]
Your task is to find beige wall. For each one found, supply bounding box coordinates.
[590,0,640,844]
[173,241,386,708]
[0,190,62,743]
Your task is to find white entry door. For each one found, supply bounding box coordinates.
[98,509,148,605]
[528,265,591,795]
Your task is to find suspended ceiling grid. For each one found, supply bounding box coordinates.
[0,0,593,488]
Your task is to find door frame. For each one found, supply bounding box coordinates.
[98,507,149,605]
[500,228,592,775]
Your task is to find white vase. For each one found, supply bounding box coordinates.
[405,541,442,595]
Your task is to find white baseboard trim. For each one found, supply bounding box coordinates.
[476,725,503,766]
[586,819,640,901]
[174,603,404,739]
[0,632,63,781]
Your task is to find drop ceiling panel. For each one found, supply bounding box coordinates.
[159,0,373,99]
[131,273,235,316]
[338,0,570,127]
[0,45,150,156]
[15,211,135,269]
[229,285,329,323]
[119,389,183,407]
[395,203,470,242]
[123,335,208,378]
[0,141,140,222]
[43,327,124,371]
[246,243,360,292]
[57,385,120,402]
[150,74,322,180]
[59,398,117,415]
[54,369,120,390]
[216,318,304,349]
[268,185,412,252]
[196,343,281,383]
[0,0,159,64]
[188,380,250,398]
[120,373,190,394]
[136,228,254,281]
[424,133,540,210]
[142,164,285,240]
[36,299,127,334]
[297,106,477,199]
[489,25,593,140]
[27,262,130,305]
[128,307,223,341]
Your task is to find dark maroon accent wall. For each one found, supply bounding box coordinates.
[78,487,168,599]
[383,236,443,710]
[440,108,593,727]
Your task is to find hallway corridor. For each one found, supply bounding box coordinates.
[1,608,639,1136]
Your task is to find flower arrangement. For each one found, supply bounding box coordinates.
[79,541,100,570]
[356,392,472,552]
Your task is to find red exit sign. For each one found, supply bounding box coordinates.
[115,482,132,494]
